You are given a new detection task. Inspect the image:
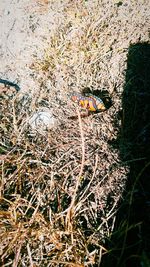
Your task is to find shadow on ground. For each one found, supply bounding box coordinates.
[102,42,150,267]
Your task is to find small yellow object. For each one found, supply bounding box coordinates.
[70,92,106,112]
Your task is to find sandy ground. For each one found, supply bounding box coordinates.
[0,0,149,131]
[0,0,149,96]
[0,0,66,93]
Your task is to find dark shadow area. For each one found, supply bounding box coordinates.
[102,42,150,267]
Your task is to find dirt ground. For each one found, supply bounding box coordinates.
[0,0,150,266]
[1,0,149,94]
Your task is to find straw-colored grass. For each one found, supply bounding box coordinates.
[1,88,125,266]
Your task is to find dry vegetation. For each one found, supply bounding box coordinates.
[0,0,149,266]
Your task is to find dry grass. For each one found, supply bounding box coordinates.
[0,87,125,266]
[0,0,149,266]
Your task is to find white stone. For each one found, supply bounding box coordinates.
[29,110,56,131]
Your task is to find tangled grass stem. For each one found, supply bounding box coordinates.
[66,108,85,232]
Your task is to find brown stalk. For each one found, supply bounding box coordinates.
[66,107,85,232]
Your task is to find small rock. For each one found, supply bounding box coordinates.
[29,109,57,132]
